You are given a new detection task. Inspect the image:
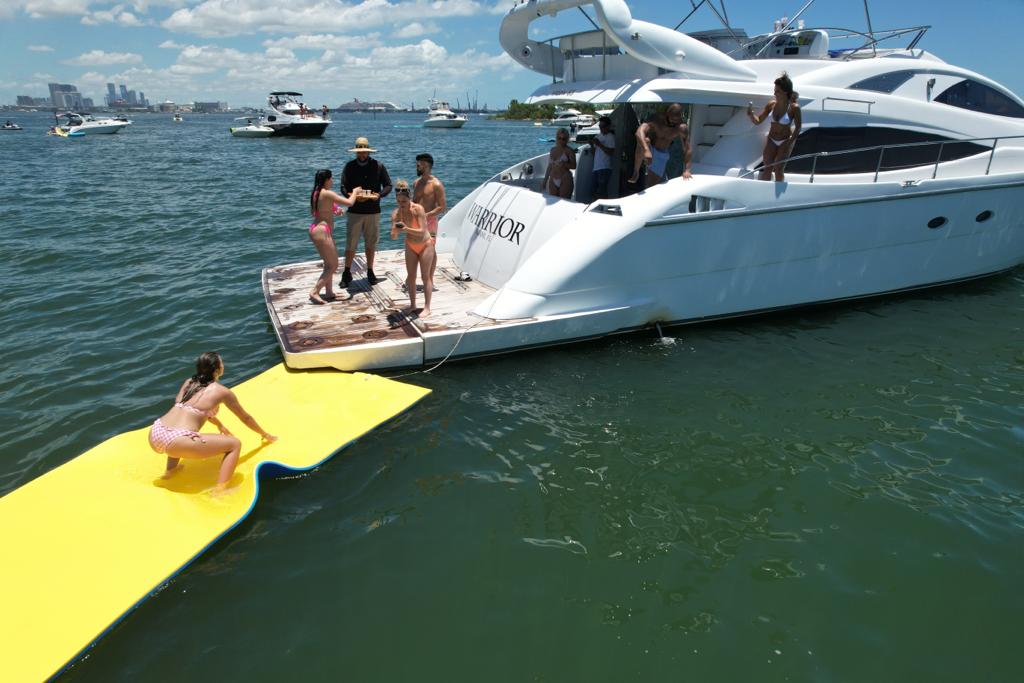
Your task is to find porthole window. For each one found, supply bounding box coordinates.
[975,210,994,222]
[928,217,948,229]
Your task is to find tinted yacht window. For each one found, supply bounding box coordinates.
[850,70,915,94]
[786,127,990,174]
[934,80,1024,118]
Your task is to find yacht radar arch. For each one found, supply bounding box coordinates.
[500,0,757,82]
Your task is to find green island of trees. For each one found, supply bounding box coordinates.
[493,100,598,120]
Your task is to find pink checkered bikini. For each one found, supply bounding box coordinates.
[148,386,220,454]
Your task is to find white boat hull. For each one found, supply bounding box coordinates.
[265,175,1024,370]
[423,118,467,128]
[67,123,129,136]
[230,126,275,138]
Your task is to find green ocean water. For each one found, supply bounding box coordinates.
[1,112,1023,681]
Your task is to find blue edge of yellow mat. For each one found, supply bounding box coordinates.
[0,364,430,681]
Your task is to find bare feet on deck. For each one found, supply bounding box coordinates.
[626,173,639,184]
[309,293,327,305]
[420,308,431,318]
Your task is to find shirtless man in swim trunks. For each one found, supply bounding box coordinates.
[627,103,693,186]
[413,153,446,287]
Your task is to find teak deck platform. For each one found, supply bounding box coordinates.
[263,250,538,370]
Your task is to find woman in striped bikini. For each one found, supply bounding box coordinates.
[149,352,277,493]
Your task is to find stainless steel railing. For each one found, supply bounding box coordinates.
[738,134,1024,183]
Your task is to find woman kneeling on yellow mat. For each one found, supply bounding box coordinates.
[148,352,277,493]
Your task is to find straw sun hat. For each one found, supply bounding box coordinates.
[348,136,377,153]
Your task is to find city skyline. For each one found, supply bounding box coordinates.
[1,1,1022,109]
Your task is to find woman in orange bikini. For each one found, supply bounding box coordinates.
[748,73,802,182]
[148,352,277,494]
[309,169,361,304]
[390,179,433,317]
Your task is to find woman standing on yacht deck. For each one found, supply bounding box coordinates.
[748,73,802,182]
[543,128,577,199]
[390,180,434,318]
[308,169,361,304]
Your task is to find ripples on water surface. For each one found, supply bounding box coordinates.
[1,113,1022,681]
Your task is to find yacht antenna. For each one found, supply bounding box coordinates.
[781,0,818,32]
[862,0,875,40]
[674,0,743,48]
[577,6,601,32]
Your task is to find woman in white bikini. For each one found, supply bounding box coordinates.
[543,128,577,199]
[748,73,802,182]
[148,352,277,493]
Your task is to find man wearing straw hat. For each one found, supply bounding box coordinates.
[340,136,392,286]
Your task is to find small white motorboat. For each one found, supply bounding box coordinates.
[423,99,467,128]
[55,112,130,136]
[2,120,23,131]
[173,113,183,123]
[230,118,275,137]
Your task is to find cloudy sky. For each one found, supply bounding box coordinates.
[1,0,1021,109]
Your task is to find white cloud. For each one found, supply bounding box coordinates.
[27,44,55,52]
[144,37,510,105]
[393,21,440,38]
[81,3,146,26]
[262,33,381,51]
[64,50,144,66]
[163,0,487,38]
[10,0,188,18]
[20,0,95,19]
[159,39,184,49]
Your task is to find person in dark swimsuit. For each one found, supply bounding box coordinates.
[148,352,277,494]
[748,73,802,182]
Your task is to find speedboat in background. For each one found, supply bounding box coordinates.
[230,117,275,138]
[423,99,468,128]
[1,120,22,131]
[263,92,329,137]
[546,106,596,127]
[264,0,1024,371]
[56,112,131,136]
[173,113,183,123]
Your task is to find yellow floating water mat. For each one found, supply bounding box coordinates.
[0,364,429,682]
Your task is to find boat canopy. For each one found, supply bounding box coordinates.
[269,91,303,96]
[525,76,775,107]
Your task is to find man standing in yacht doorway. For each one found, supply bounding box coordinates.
[413,153,446,287]
[340,137,393,287]
[627,103,693,187]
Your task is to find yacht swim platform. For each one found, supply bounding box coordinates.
[264,250,581,371]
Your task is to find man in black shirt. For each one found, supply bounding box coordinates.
[340,136,393,286]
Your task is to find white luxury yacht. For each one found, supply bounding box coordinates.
[423,99,468,128]
[55,112,131,136]
[546,105,597,127]
[264,0,1024,371]
[264,92,330,137]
